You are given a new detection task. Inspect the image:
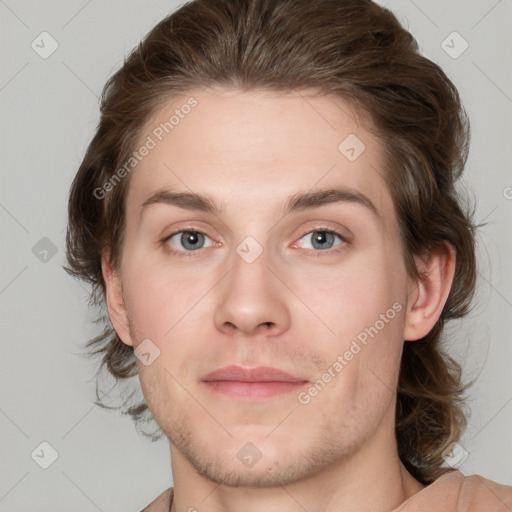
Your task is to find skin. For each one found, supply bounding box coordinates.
[102,87,456,512]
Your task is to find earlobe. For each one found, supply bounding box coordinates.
[101,251,134,347]
[403,243,456,341]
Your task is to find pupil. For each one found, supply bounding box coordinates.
[313,231,333,249]
[182,231,202,249]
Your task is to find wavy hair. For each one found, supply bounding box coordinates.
[65,0,477,484]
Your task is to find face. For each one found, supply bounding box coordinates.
[111,87,415,486]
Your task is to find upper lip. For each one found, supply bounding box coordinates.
[202,365,307,383]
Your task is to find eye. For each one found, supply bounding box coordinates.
[161,227,348,258]
[163,229,215,256]
[296,228,347,254]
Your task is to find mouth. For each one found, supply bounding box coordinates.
[201,365,309,400]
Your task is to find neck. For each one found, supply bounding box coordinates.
[168,411,425,512]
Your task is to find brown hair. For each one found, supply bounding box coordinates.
[65,0,477,485]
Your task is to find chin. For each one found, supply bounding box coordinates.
[193,457,314,488]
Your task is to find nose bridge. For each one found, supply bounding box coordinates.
[232,235,271,289]
[213,233,290,336]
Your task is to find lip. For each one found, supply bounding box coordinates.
[201,365,309,399]
[202,365,306,383]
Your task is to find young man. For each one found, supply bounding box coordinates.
[65,0,512,510]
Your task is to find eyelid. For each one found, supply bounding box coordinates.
[291,226,348,253]
[162,226,212,242]
[292,221,352,246]
[296,226,350,242]
[162,227,217,253]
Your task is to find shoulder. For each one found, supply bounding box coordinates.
[140,487,174,512]
[457,473,512,511]
[395,470,512,511]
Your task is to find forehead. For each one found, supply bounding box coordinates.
[125,87,394,225]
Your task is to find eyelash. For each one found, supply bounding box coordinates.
[161,227,348,258]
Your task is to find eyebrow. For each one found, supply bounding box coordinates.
[139,186,379,219]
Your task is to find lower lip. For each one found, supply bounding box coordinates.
[202,380,308,399]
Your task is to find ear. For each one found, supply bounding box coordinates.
[403,243,456,341]
[101,251,134,347]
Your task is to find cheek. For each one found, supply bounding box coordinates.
[301,254,403,336]
[120,256,218,380]
[121,261,183,342]
[295,251,407,397]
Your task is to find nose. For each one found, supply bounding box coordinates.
[213,243,291,338]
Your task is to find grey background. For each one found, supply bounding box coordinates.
[0,0,511,510]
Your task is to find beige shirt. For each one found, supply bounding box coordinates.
[141,470,512,511]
